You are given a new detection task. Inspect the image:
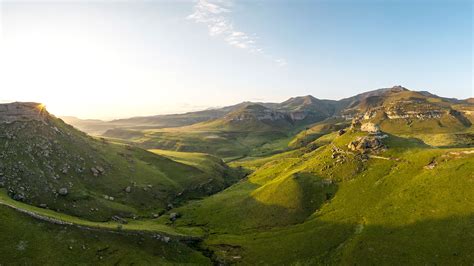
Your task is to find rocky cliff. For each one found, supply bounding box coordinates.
[0,102,49,123]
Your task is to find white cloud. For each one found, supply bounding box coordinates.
[275,58,287,67]
[187,0,286,67]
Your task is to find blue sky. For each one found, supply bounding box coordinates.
[0,0,472,119]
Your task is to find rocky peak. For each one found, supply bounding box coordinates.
[389,85,409,93]
[300,95,318,105]
[0,102,49,123]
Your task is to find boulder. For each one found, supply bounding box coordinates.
[125,186,132,193]
[169,212,181,221]
[350,119,362,130]
[13,193,25,201]
[96,166,105,174]
[58,187,68,196]
[424,160,437,170]
[111,215,128,224]
[90,167,99,176]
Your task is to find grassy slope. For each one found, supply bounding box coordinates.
[362,90,474,147]
[288,118,349,148]
[172,130,474,264]
[0,117,239,222]
[107,122,299,161]
[0,190,203,238]
[102,104,317,161]
[0,204,210,265]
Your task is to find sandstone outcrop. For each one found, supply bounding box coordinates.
[0,102,48,123]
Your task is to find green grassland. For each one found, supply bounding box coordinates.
[170,130,474,264]
[2,90,474,265]
[102,104,321,161]
[374,113,474,148]
[104,125,299,162]
[0,204,210,265]
[0,117,240,222]
[0,189,204,238]
[288,118,349,148]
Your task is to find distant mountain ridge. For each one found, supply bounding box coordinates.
[62,86,473,136]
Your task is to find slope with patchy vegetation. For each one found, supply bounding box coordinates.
[0,103,240,222]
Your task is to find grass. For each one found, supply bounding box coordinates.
[102,110,316,161]
[0,117,240,222]
[171,130,474,264]
[113,129,293,161]
[0,204,210,265]
[3,96,474,264]
[288,118,348,148]
[0,189,203,238]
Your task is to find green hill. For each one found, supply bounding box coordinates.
[171,127,474,264]
[342,87,473,147]
[103,104,305,160]
[0,102,239,222]
[99,86,473,160]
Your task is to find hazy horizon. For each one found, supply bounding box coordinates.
[0,0,472,119]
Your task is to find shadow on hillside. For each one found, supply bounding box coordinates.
[186,173,339,233]
[245,176,338,229]
[208,213,474,265]
[383,133,430,149]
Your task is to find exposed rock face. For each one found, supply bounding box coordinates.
[350,119,362,130]
[360,122,381,134]
[0,102,48,123]
[289,112,307,120]
[385,109,443,120]
[230,109,288,122]
[348,136,385,153]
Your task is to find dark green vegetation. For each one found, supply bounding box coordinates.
[2,86,474,265]
[0,204,210,264]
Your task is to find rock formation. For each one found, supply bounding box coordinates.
[0,102,49,123]
[360,122,381,134]
[348,136,386,153]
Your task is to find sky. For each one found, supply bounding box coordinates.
[0,0,472,119]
